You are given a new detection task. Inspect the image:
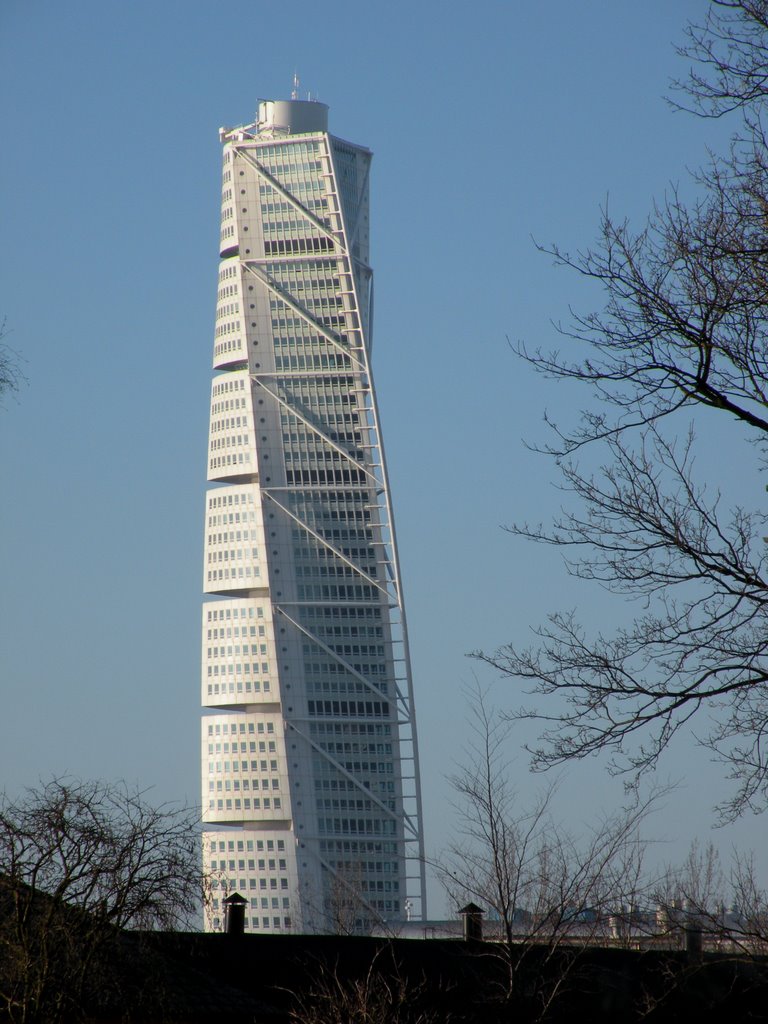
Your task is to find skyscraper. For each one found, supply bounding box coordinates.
[201,98,426,934]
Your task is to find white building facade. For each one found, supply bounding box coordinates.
[202,98,426,934]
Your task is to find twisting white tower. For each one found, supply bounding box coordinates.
[201,98,426,934]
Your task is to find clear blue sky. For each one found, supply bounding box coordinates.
[1,0,760,913]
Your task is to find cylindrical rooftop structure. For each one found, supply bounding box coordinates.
[258,99,329,135]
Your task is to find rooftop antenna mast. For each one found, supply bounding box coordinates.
[291,72,300,100]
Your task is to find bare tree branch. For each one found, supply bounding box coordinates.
[671,2,768,118]
[485,3,768,822]
[0,320,22,403]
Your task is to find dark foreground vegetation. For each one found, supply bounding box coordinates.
[3,929,767,1024]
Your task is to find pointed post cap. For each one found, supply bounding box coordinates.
[223,892,247,906]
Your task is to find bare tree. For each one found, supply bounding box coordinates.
[0,320,22,401]
[437,692,659,1019]
[321,858,376,936]
[479,0,768,822]
[288,946,451,1024]
[649,839,768,957]
[0,778,204,1023]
